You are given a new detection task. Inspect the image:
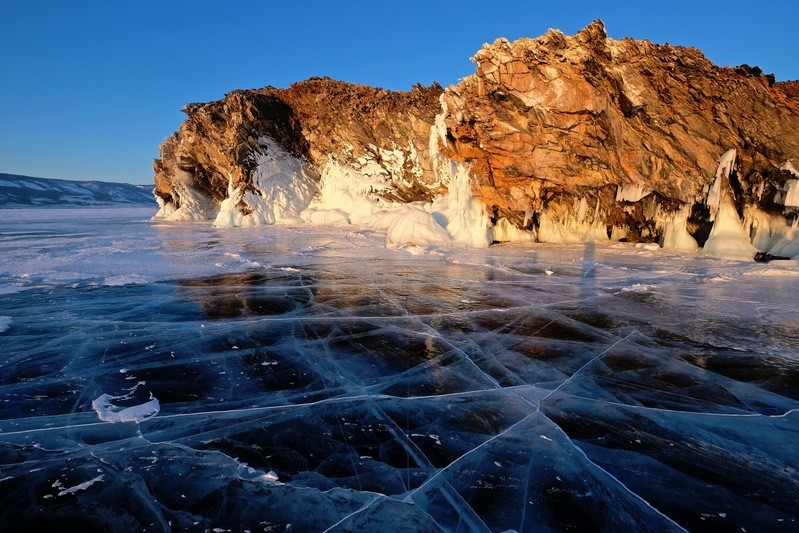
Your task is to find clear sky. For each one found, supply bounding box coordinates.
[2,1,797,185]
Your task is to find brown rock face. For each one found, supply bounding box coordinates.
[438,20,799,226]
[153,20,798,245]
[154,79,443,214]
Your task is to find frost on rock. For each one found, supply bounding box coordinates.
[214,138,318,227]
[781,160,799,178]
[153,170,216,222]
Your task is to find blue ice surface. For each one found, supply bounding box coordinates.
[0,208,797,531]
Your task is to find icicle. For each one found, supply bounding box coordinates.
[659,205,698,252]
[706,148,736,213]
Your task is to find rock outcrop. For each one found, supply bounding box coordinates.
[153,20,799,256]
[153,80,443,222]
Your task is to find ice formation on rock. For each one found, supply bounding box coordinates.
[153,170,216,222]
[491,217,535,243]
[213,138,318,227]
[149,23,799,260]
[703,150,758,260]
[301,157,403,229]
[615,183,651,203]
[768,226,799,260]
[537,198,608,244]
[659,205,699,252]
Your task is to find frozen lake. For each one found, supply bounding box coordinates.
[1,208,798,531]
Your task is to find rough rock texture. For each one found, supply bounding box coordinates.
[153,20,799,246]
[438,20,799,229]
[154,79,443,214]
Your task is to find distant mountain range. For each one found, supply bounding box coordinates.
[0,173,156,208]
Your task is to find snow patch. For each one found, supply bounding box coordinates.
[57,475,105,496]
[92,391,160,423]
[103,274,149,286]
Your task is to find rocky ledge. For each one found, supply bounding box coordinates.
[152,20,799,260]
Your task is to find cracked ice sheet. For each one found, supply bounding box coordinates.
[1,210,798,530]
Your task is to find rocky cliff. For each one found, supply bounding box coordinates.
[153,80,443,223]
[153,20,799,257]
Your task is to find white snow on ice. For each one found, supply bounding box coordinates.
[57,475,105,497]
[92,392,160,423]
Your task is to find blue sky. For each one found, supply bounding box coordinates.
[1,1,797,185]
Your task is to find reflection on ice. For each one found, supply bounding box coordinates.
[0,209,798,530]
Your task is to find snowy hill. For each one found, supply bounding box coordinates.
[0,173,155,208]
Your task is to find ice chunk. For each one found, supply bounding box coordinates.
[703,198,757,261]
[768,227,799,260]
[781,160,799,177]
[92,392,160,423]
[537,211,608,244]
[615,183,651,203]
[300,157,403,229]
[441,162,492,248]
[387,205,452,248]
[778,179,799,208]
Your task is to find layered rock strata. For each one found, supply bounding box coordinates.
[153,20,799,256]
